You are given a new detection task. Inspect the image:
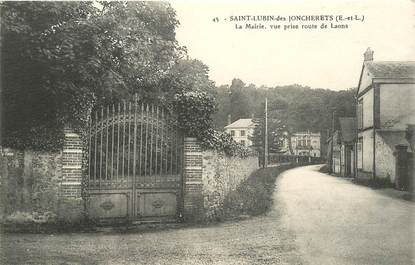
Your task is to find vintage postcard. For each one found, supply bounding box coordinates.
[0,0,414,264]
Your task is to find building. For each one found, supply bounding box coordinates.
[224,118,255,147]
[328,130,341,175]
[328,117,357,177]
[290,131,321,157]
[355,48,415,184]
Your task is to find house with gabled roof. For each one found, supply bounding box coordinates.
[224,118,255,147]
[355,48,415,185]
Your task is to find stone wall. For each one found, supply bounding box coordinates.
[375,133,395,182]
[0,129,84,224]
[201,150,258,221]
[182,138,259,222]
[361,129,374,173]
[1,136,258,224]
[0,149,62,222]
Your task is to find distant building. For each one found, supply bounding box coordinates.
[224,118,255,147]
[355,48,415,185]
[328,117,357,177]
[290,131,321,157]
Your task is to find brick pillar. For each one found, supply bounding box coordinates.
[182,137,203,222]
[61,129,83,198]
[58,128,84,222]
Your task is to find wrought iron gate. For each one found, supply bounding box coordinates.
[86,96,183,222]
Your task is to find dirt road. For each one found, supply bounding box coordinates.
[1,165,413,264]
[277,165,414,265]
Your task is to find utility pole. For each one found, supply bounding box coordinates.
[264,96,268,168]
[331,110,336,173]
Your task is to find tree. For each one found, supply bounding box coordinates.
[159,58,218,141]
[213,80,356,158]
[251,97,288,159]
[214,80,356,133]
[1,2,99,149]
[212,84,231,129]
[161,59,216,101]
[1,2,181,150]
[96,2,181,98]
[229,78,252,122]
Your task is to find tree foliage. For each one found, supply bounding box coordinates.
[214,81,356,157]
[1,2,244,157]
[1,2,181,150]
[174,91,216,138]
[200,129,251,157]
[212,84,231,129]
[229,78,252,122]
[251,117,287,156]
[162,59,216,96]
[215,82,356,133]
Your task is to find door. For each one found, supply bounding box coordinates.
[86,97,183,222]
[345,146,351,177]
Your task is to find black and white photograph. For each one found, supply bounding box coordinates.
[0,0,414,264]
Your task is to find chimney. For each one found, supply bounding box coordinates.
[227,114,231,125]
[364,47,374,62]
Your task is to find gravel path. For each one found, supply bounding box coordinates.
[1,214,305,265]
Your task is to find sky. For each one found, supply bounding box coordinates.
[171,0,415,90]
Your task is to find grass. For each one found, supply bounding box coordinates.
[318,164,404,191]
[220,164,302,220]
[352,177,395,189]
[318,164,329,174]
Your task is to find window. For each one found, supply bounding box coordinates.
[240,140,246,146]
[357,137,363,169]
[230,130,235,136]
[240,130,246,136]
[357,138,362,151]
[357,99,363,129]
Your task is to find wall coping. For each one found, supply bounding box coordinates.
[61,182,82,186]
[63,149,83,153]
[184,137,198,142]
[64,133,81,138]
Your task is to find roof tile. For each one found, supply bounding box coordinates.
[225,118,255,128]
[366,61,415,79]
